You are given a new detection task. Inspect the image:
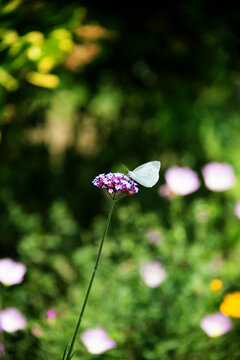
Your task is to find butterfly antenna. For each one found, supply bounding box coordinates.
[122,163,128,173]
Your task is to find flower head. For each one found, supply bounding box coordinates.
[0,258,27,286]
[200,312,232,337]
[202,162,236,192]
[0,308,26,333]
[220,292,240,318]
[92,172,139,197]
[164,166,200,196]
[140,261,166,288]
[81,327,116,354]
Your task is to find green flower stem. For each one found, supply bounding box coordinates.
[63,197,115,360]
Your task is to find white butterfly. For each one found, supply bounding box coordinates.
[127,161,161,188]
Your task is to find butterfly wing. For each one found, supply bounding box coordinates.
[128,161,161,187]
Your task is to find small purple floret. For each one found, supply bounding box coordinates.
[92,172,139,196]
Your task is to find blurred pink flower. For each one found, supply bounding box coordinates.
[234,202,240,219]
[140,261,166,288]
[164,166,200,196]
[31,326,43,338]
[0,258,26,286]
[145,228,164,246]
[0,342,5,358]
[0,308,26,333]
[46,309,57,320]
[158,184,173,198]
[200,312,232,337]
[81,327,116,354]
[202,162,236,192]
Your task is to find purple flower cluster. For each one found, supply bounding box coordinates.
[92,172,139,196]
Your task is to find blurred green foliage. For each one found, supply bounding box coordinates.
[0,0,240,359]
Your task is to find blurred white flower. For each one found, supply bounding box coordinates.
[202,162,236,192]
[0,258,26,286]
[200,312,232,337]
[0,308,26,333]
[80,327,116,354]
[234,202,240,219]
[140,261,166,288]
[164,166,200,196]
